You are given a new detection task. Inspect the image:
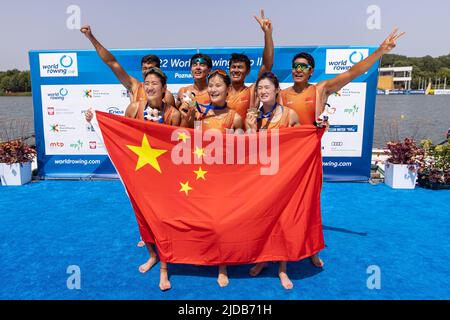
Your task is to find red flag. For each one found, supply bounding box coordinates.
[96,111,325,265]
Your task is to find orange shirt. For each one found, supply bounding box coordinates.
[258,105,291,130]
[179,85,210,105]
[198,108,236,133]
[227,86,252,120]
[280,85,317,125]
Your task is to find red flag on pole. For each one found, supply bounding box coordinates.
[96,111,325,265]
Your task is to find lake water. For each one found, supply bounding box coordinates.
[0,95,449,148]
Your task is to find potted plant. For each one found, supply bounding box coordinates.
[0,139,37,186]
[416,139,450,190]
[384,138,421,189]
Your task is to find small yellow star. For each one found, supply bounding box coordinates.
[177,132,189,142]
[194,167,207,180]
[127,134,167,173]
[179,181,193,196]
[193,146,205,158]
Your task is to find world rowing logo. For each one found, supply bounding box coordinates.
[349,51,364,65]
[39,53,78,77]
[60,55,73,68]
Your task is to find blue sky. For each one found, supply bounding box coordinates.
[1,0,449,70]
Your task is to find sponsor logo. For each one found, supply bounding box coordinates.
[325,49,369,74]
[49,142,64,148]
[39,53,78,77]
[338,87,363,97]
[45,107,74,115]
[89,141,97,149]
[49,123,76,133]
[70,140,83,151]
[83,90,93,98]
[106,107,124,115]
[50,124,60,133]
[47,88,69,101]
[344,105,359,116]
[328,125,358,133]
[82,89,111,99]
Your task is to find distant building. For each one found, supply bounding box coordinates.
[378,66,413,90]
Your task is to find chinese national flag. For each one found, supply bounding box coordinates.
[96,111,325,265]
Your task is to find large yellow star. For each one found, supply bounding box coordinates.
[194,167,207,180]
[177,132,189,142]
[193,146,205,159]
[127,134,167,173]
[179,181,193,196]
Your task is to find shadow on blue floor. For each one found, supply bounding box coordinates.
[0,180,449,300]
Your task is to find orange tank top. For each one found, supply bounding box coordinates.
[227,87,251,120]
[280,85,317,125]
[258,105,291,130]
[199,109,236,133]
[180,86,210,105]
[195,90,211,105]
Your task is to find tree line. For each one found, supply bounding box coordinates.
[0,70,31,94]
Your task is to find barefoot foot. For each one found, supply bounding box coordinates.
[159,267,171,291]
[217,266,229,287]
[310,254,324,268]
[279,271,294,290]
[139,256,159,273]
[249,262,268,277]
[217,274,229,287]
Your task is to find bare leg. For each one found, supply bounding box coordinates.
[278,261,293,290]
[310,253,324,268]
[249,262,268,277]
[139,242,159,273]
[159,262,171,291]
[217,265,229,287]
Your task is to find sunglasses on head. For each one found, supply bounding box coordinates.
[292,62,312,71]
[192,57,207,65]
[209,69,228,78]
[208,69,228,80]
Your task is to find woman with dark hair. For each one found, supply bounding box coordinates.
[86,67,180,291]
[245,72,299,131]
[180,69,243,287]
[245,71,298,290]
[181,69,243,133]
[125,67,181,126]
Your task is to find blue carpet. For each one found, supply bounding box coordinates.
[0,180,449,300]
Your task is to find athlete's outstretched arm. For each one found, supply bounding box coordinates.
[254,9,274,78]
[80,25,139,92]
[321,28,405,95]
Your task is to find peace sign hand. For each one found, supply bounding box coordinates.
[379,28,405,54]
[254,9,273,34]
